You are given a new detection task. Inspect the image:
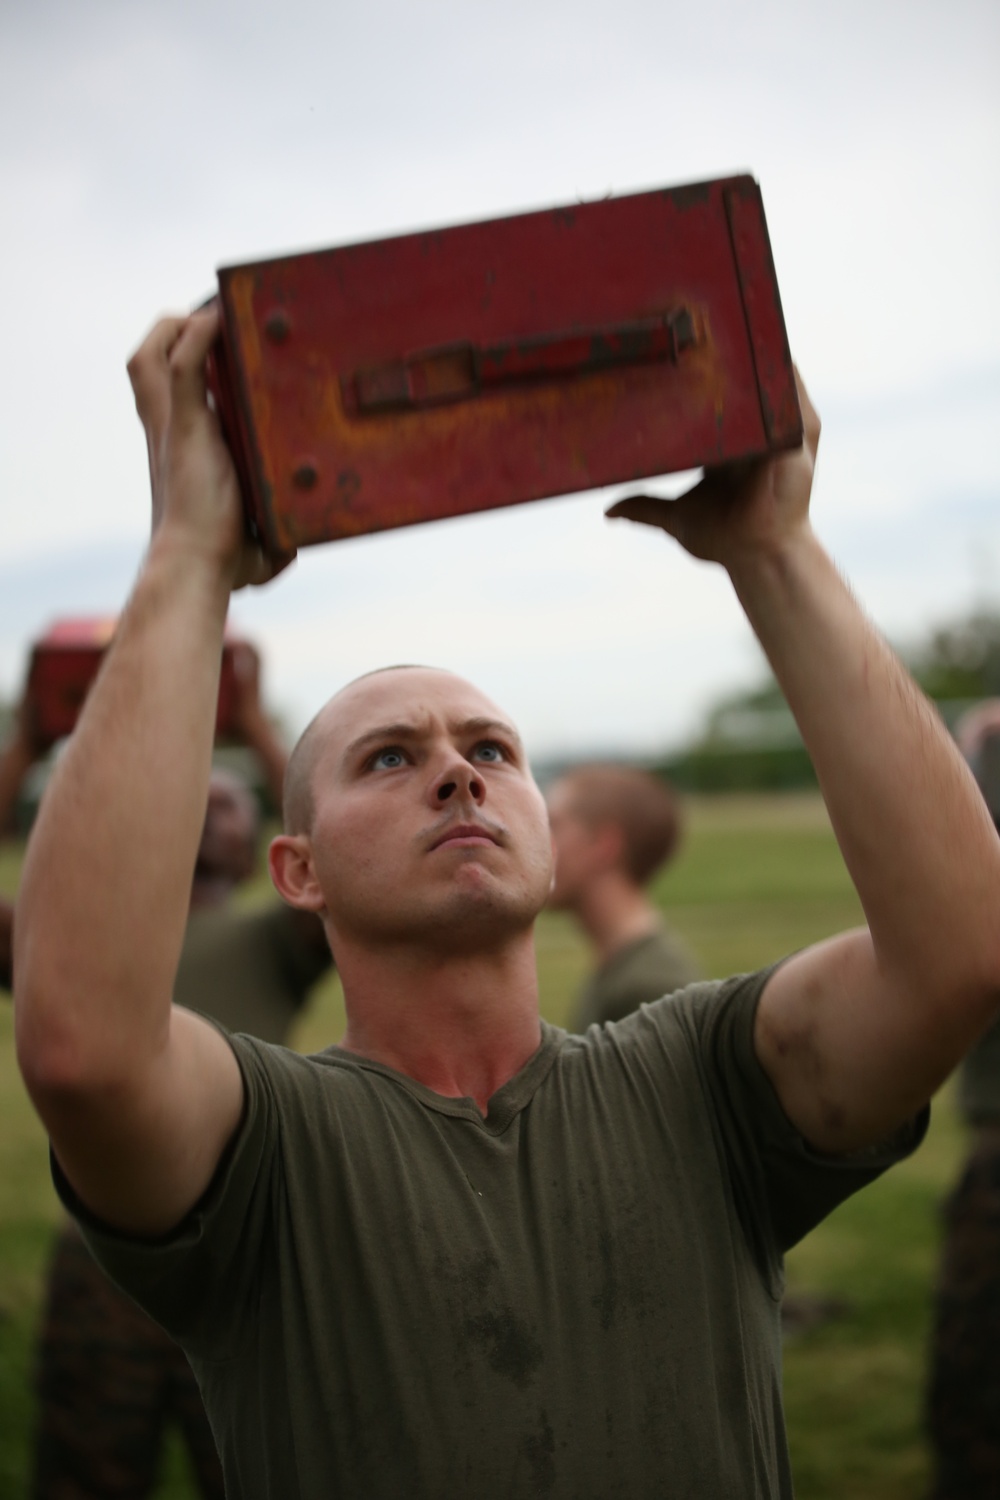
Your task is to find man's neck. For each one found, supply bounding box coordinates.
[335,931,542,1116]
[574,874,661,965]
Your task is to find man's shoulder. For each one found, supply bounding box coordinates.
[573,925,702,1028]
[623,925,700,988]
[184,900,329,974]
[229,1034,427,1121]
[186,899,291,942]
[565,970,770,1075]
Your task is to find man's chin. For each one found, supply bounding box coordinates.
[341,884,543,955]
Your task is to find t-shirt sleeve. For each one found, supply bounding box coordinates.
[50,1033,285,1360]
[642,968,929,1263]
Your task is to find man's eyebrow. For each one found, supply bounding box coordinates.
[455,717,524,751]
[342,723,422,763]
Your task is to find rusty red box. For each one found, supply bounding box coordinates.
[27,619,245,749]
[207,174,800,557]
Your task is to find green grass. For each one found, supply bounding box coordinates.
[0,794,963,1496]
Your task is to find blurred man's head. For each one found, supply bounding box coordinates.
[546,765,681,911]
[195,769,260,891]
[270,667,553,956]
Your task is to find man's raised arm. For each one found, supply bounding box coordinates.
[15,309,283,1235]
[610,374,1000,1154]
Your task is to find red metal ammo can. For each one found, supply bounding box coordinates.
[206,173,801,559]
[26,619,245,750]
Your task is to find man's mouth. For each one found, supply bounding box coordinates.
[429,822,502,851]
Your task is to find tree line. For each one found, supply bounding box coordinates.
[657,607,1000,793]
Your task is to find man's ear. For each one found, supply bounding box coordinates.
[268,834,326,913]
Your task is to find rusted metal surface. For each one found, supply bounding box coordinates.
[27,619,246,748]
[723,181,801,447]
[343,308,700,416]
[208,174,801,556]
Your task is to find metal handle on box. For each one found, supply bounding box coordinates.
[346,306,698,416]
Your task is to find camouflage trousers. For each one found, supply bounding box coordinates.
[31,1224,224,1500]
[926,1128,1000,1499]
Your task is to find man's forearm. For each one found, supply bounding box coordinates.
[731,524,1000,1015]
[15,534,231,1088]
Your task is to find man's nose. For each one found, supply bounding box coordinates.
[433,756,485,805]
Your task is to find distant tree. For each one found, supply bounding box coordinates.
[657,667,816,793]
[906,609,1000,702]
[656,606,1000,794]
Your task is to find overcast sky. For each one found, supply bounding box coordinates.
[1,0,998,758]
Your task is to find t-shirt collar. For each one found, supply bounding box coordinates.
[319,1020,565,1134]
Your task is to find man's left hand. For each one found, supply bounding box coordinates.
[605,368,819,574]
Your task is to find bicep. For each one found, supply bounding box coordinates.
[754,929,944,1154]
[48,1005,245,1237]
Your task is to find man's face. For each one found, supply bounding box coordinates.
[197,772,258,885]
[301,668,554,953]
[545,779,606,910]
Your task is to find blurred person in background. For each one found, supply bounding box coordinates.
[0,697,36,991]
[925,701,1000,1499]
[13,309,1000,1498]
[0,646,332,1500]
[546,764,699,1028]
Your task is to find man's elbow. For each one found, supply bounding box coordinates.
[15,984,98,1110]
[14,966,157,1119]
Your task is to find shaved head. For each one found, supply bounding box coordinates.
[284,708,330,836]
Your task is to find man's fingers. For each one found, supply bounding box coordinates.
[793,366,821,456]
[234,545,297,591]
[127,315,187,431]
[167,306,221,429]
[605,494,682,535]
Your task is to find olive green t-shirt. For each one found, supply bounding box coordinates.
[571,924,701,1031]
[57,969,925,1500]
[958,1015,1000,1124]
[176,903,331,1044]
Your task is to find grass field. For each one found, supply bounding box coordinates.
[0,794,961,1496]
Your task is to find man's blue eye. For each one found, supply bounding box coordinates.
[372,748,406,770]
[474,742,504,763]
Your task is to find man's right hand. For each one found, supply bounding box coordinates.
[127,307,289,590]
